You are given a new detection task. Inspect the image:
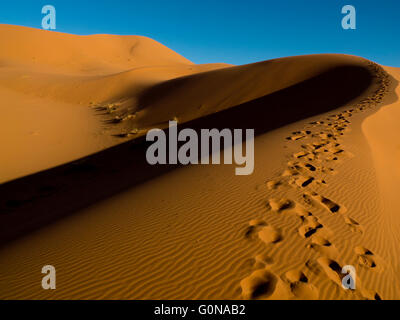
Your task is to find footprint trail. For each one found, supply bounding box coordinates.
[240,61,391,300]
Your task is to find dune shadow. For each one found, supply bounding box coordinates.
[0,65,375,246]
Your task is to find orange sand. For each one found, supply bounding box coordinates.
[0,25,399,300]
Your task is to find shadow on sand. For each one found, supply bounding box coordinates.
[0,65,375,246]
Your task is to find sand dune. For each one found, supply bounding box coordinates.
[106,54,376,136]
[0,24,229,182]
[0,25,399,300]
[0,24,193,74]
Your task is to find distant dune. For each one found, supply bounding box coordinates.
[0,24,399,300]
[0,24,229,182]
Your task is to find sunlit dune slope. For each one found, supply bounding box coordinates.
[0,24,194,74]
[0,24,229,182]
[0,24,230,104]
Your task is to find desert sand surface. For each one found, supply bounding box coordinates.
[0,24,229,183]
[0,25,399,300]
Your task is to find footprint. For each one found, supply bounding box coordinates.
[293,151,318,161]
[258,225,282,244]
[290,175,315,188]
[309,120,325,126]
[284,269,319,300]
[286,161,317,177]
[332,126,349,134]
[267,198,294,212]
[321,166,336,175]
[286,131,312,141]
[285,269,308,283]
[282,167,300,177]
[326,155,340,162]
[326,147,354,159]
[289,175,327,189]
[308,235,339,257]
[354,246,379,270]
[360,288,382,300]
[287,134,306,141]
[317,257,344,287]
[293,151,309,159]
[303,163,317,172]
[298,215,324,239]
[303,192,347,214]
[245,219,267,239]
[344,216,364,234]
[240,269,278,300]
[287,161,312,172]
[319,133,335,140]
[305,259,321,276]
[308,142,328,151]
[267,199,314,221]
[288,161,335,176]
[266,180,283,190]
[310,235,332,247]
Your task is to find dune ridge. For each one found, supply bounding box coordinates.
[100,54,378,136]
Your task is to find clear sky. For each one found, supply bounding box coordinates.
[0,0,399,66]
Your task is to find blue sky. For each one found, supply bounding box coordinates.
[0,0,399,66]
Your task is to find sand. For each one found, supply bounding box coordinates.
[0,24,399,300]
[0,24,229,182]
